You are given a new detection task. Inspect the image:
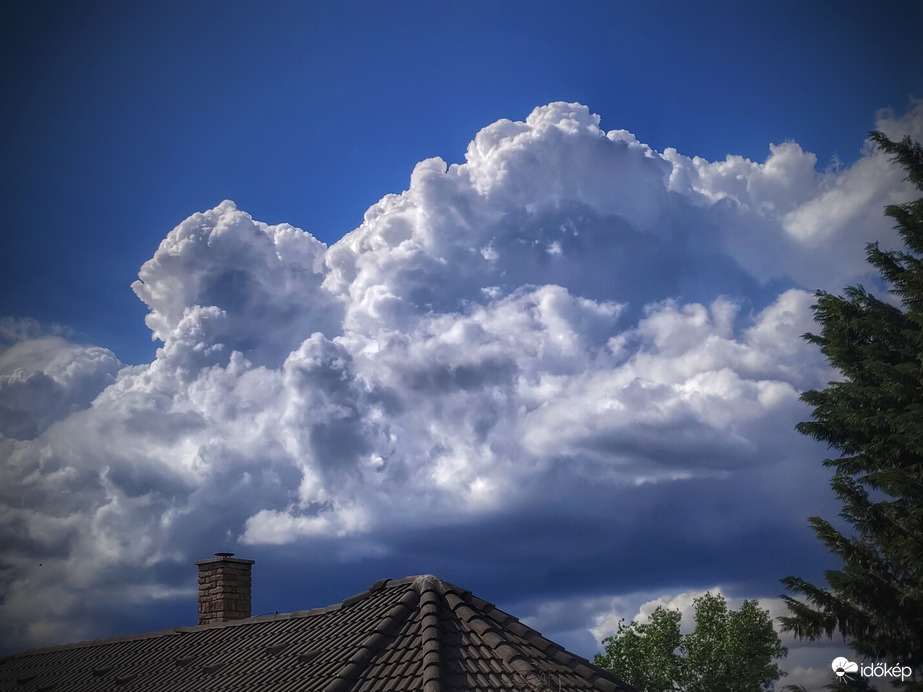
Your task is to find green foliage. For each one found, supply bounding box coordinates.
[594,592,786,692]
[780,132,923,689]
[594,605,682,692]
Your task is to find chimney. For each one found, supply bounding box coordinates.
[195,552,255,625]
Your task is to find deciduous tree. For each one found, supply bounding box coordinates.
[595,592,786,692]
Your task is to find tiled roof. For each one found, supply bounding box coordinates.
[0,574,636,692]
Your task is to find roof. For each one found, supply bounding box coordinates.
[0,574,637,692]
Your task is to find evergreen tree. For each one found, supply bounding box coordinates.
[780,132,923,688]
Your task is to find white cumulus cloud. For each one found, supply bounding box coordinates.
[1,101,921,654]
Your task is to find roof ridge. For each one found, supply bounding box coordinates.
[416,576,444,692]
[2,579,401,661]
[442,587,552,690]
[443,586,631,692]
[481,605,627,692]
[2,573,638,691]
[323,583,421,692]
[401,576,633,691]
[482,607,633,692]
[1,624,188,660]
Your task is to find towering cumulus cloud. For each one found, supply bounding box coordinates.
[1,102,921,653]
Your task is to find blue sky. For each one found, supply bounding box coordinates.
[4,0,920,362]
[2,2,922,689]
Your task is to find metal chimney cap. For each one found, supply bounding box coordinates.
[215,552,235,557]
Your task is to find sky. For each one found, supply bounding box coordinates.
[1,0,922,688]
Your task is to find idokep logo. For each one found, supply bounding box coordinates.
[831,657,859,680]
[832,656,913,683]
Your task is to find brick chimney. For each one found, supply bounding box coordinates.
[195,553,254,625]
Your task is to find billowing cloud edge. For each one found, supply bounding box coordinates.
[1,101,921,655]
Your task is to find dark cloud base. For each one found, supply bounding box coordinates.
[1,103,921,671]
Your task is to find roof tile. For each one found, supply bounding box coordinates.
[1,575,636,692]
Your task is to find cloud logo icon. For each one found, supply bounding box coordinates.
[832,657,859,678]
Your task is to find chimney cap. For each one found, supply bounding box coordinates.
[195,553,255,566]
